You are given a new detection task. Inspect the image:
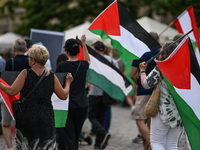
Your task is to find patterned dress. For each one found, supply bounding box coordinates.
[15,69,56,150]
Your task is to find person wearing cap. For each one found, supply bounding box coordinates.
[88,41,112,149]
[55,34,90,150]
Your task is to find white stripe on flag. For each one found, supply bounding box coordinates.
[89,54,132,95]
[0,93,15,120]
[109,25,151,58]
[51,93,68,111]
[174,74,200,120]
[177,11,196,41]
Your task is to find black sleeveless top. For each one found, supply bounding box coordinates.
[15,69,56,148]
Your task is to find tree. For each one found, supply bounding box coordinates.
[3,0,137,36]
[139,0,200,26]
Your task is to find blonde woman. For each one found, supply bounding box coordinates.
[0,44,73,149]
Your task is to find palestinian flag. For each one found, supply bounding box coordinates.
[88,0,161,61]
[51,93,69,128]
[86,45,133,101]
[0,78,19,120]
[174,6,200,66]
[155,36,200,150]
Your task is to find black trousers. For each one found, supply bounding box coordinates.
[56,106,88,150]
[88,96,108,137]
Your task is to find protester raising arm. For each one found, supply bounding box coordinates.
[81,34,90,65]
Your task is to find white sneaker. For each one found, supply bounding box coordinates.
[130,105,136,115]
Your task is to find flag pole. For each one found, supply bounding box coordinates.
[145,29,193,65]
[158,21,174,37]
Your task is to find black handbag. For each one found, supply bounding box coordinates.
[12,69,48,115]
[102,91,119,106]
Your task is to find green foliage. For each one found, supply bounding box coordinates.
[13,0,137,36]
[2,0,200,36]
[0,1,19,19]
[139,0,200,26]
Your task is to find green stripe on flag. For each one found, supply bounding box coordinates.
[164,76,200,150]
[87,69,126,101]
[54,110,68,128]
[90,29,139,60]
[124,60,134,95]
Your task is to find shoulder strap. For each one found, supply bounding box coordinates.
[11,58,14,71]
[23,69,48,100]
[74,61,81,79]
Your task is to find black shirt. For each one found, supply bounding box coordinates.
[5,55,31,71]
[56,60,89,108]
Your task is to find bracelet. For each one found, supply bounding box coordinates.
[140,69,146,72]
[139,71,146,76]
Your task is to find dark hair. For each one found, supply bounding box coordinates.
[24,38,33,49]
[158,41,178,61]
[92,41,105,51]
[65,44,80,56]
[56,53,68,68]
[63,39,80,56]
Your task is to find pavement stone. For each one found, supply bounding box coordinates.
[0,104,144,150]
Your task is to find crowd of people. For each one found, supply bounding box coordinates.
[0,32,191,150]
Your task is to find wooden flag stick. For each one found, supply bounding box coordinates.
[158,21,174,37]
[145,29,193,65]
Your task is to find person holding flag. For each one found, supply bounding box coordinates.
[55,34,90,150]
[139,41,182,150]
[88,41,112,149]
[0,44,74,149]
[1,39,31,150]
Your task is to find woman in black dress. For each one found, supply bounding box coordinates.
[56,34,90,150]
[0,44,73,150]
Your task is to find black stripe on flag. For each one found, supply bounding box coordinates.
[87,45,132,88]
[118,2,161,51]
[188,39,200,85]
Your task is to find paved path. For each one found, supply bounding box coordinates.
[0,104,144,150]
[79,104,143,150]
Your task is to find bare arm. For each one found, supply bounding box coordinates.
[130,66,139,85]
[139,62,148,88]
[54,73,73,100]
[0,69,27,96]
[139,62,161,89]
[81,34,90,65]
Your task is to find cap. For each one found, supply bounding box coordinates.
[92,41,105,51]
[63,39,79,49]
[172,33,183,41]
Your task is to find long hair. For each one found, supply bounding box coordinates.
[158,41,178,61]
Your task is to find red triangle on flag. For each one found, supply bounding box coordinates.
[0,78,20,118]
[88,1,120,36]
[77,45,84,60]
[156,38,191,89]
